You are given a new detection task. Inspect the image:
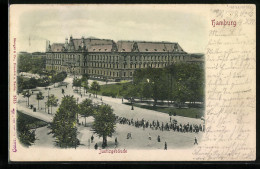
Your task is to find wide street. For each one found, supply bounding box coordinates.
[18,75,204,150]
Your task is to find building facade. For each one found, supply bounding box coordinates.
[46,36,203,81]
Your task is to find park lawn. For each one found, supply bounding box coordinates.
[125,103,204,119]
[88,82,204,119]
[17,111,48,129]
[90,82,132,97]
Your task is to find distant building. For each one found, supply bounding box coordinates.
[32,52,46,59]
[45,36,203,81]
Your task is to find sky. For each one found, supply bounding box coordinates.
[12,5,209,53]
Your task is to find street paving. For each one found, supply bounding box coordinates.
[18,75,204,150]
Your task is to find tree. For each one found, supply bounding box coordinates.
[22,90,31,106]
[90,81,101,98]
[79,99,94,126]
[92,104,116,148]
[36,92,44,110]
[17,112,36,147]
[73,78,82,93]
[47,94,58,114]
[81,78,89,96]
[49,95,80,148]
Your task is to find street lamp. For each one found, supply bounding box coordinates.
[131,97,134,110]
[76,97,79,123]
[47,87,50,114]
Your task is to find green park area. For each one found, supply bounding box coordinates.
[124,102,204,119]
[17,111,48,147]
[87,63,205,119]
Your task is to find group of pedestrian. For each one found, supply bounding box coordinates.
[116,116,205,134]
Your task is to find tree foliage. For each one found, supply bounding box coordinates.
[49,95,80,148]
[92,104,116,148]
[22,90,32,106]
[81,75,89,95]
[18,53,45,74]
[47,94,58,114]
[17,112,36,147]
[36,92,44,109]
[131,63,204,107]
[90,81,101,98]
[78,99,94,126]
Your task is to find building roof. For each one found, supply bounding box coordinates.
[70,38,114,51]
[48,37,186,53]
[116,40,185,53]
[89,44,113,52]
[117,41,134,52]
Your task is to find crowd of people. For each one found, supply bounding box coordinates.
[116,116,205,134]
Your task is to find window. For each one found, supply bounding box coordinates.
[135,64,136,68]
[130,64,132,68]
[117,72,119,77]
[124,72,126,77]
[130,72,132,76]
[124,64,126,68]
[113,72,115,76]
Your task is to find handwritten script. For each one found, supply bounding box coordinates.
[193,5,256,161]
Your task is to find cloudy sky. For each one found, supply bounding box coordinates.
[12,5,209,53]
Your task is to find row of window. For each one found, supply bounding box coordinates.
[127,55,184,61]
[47,60,170,69]
[47,54,80,59]
[47,54,187,62]
[90,62,119,69]
[90,55,186,61]
[91,55,119,61]
[88,70,133,77]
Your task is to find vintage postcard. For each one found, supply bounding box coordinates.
[9,4,256,161]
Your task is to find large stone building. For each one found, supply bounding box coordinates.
[46,36,203,81]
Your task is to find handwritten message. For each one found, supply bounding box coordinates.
[193,5,255,160]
